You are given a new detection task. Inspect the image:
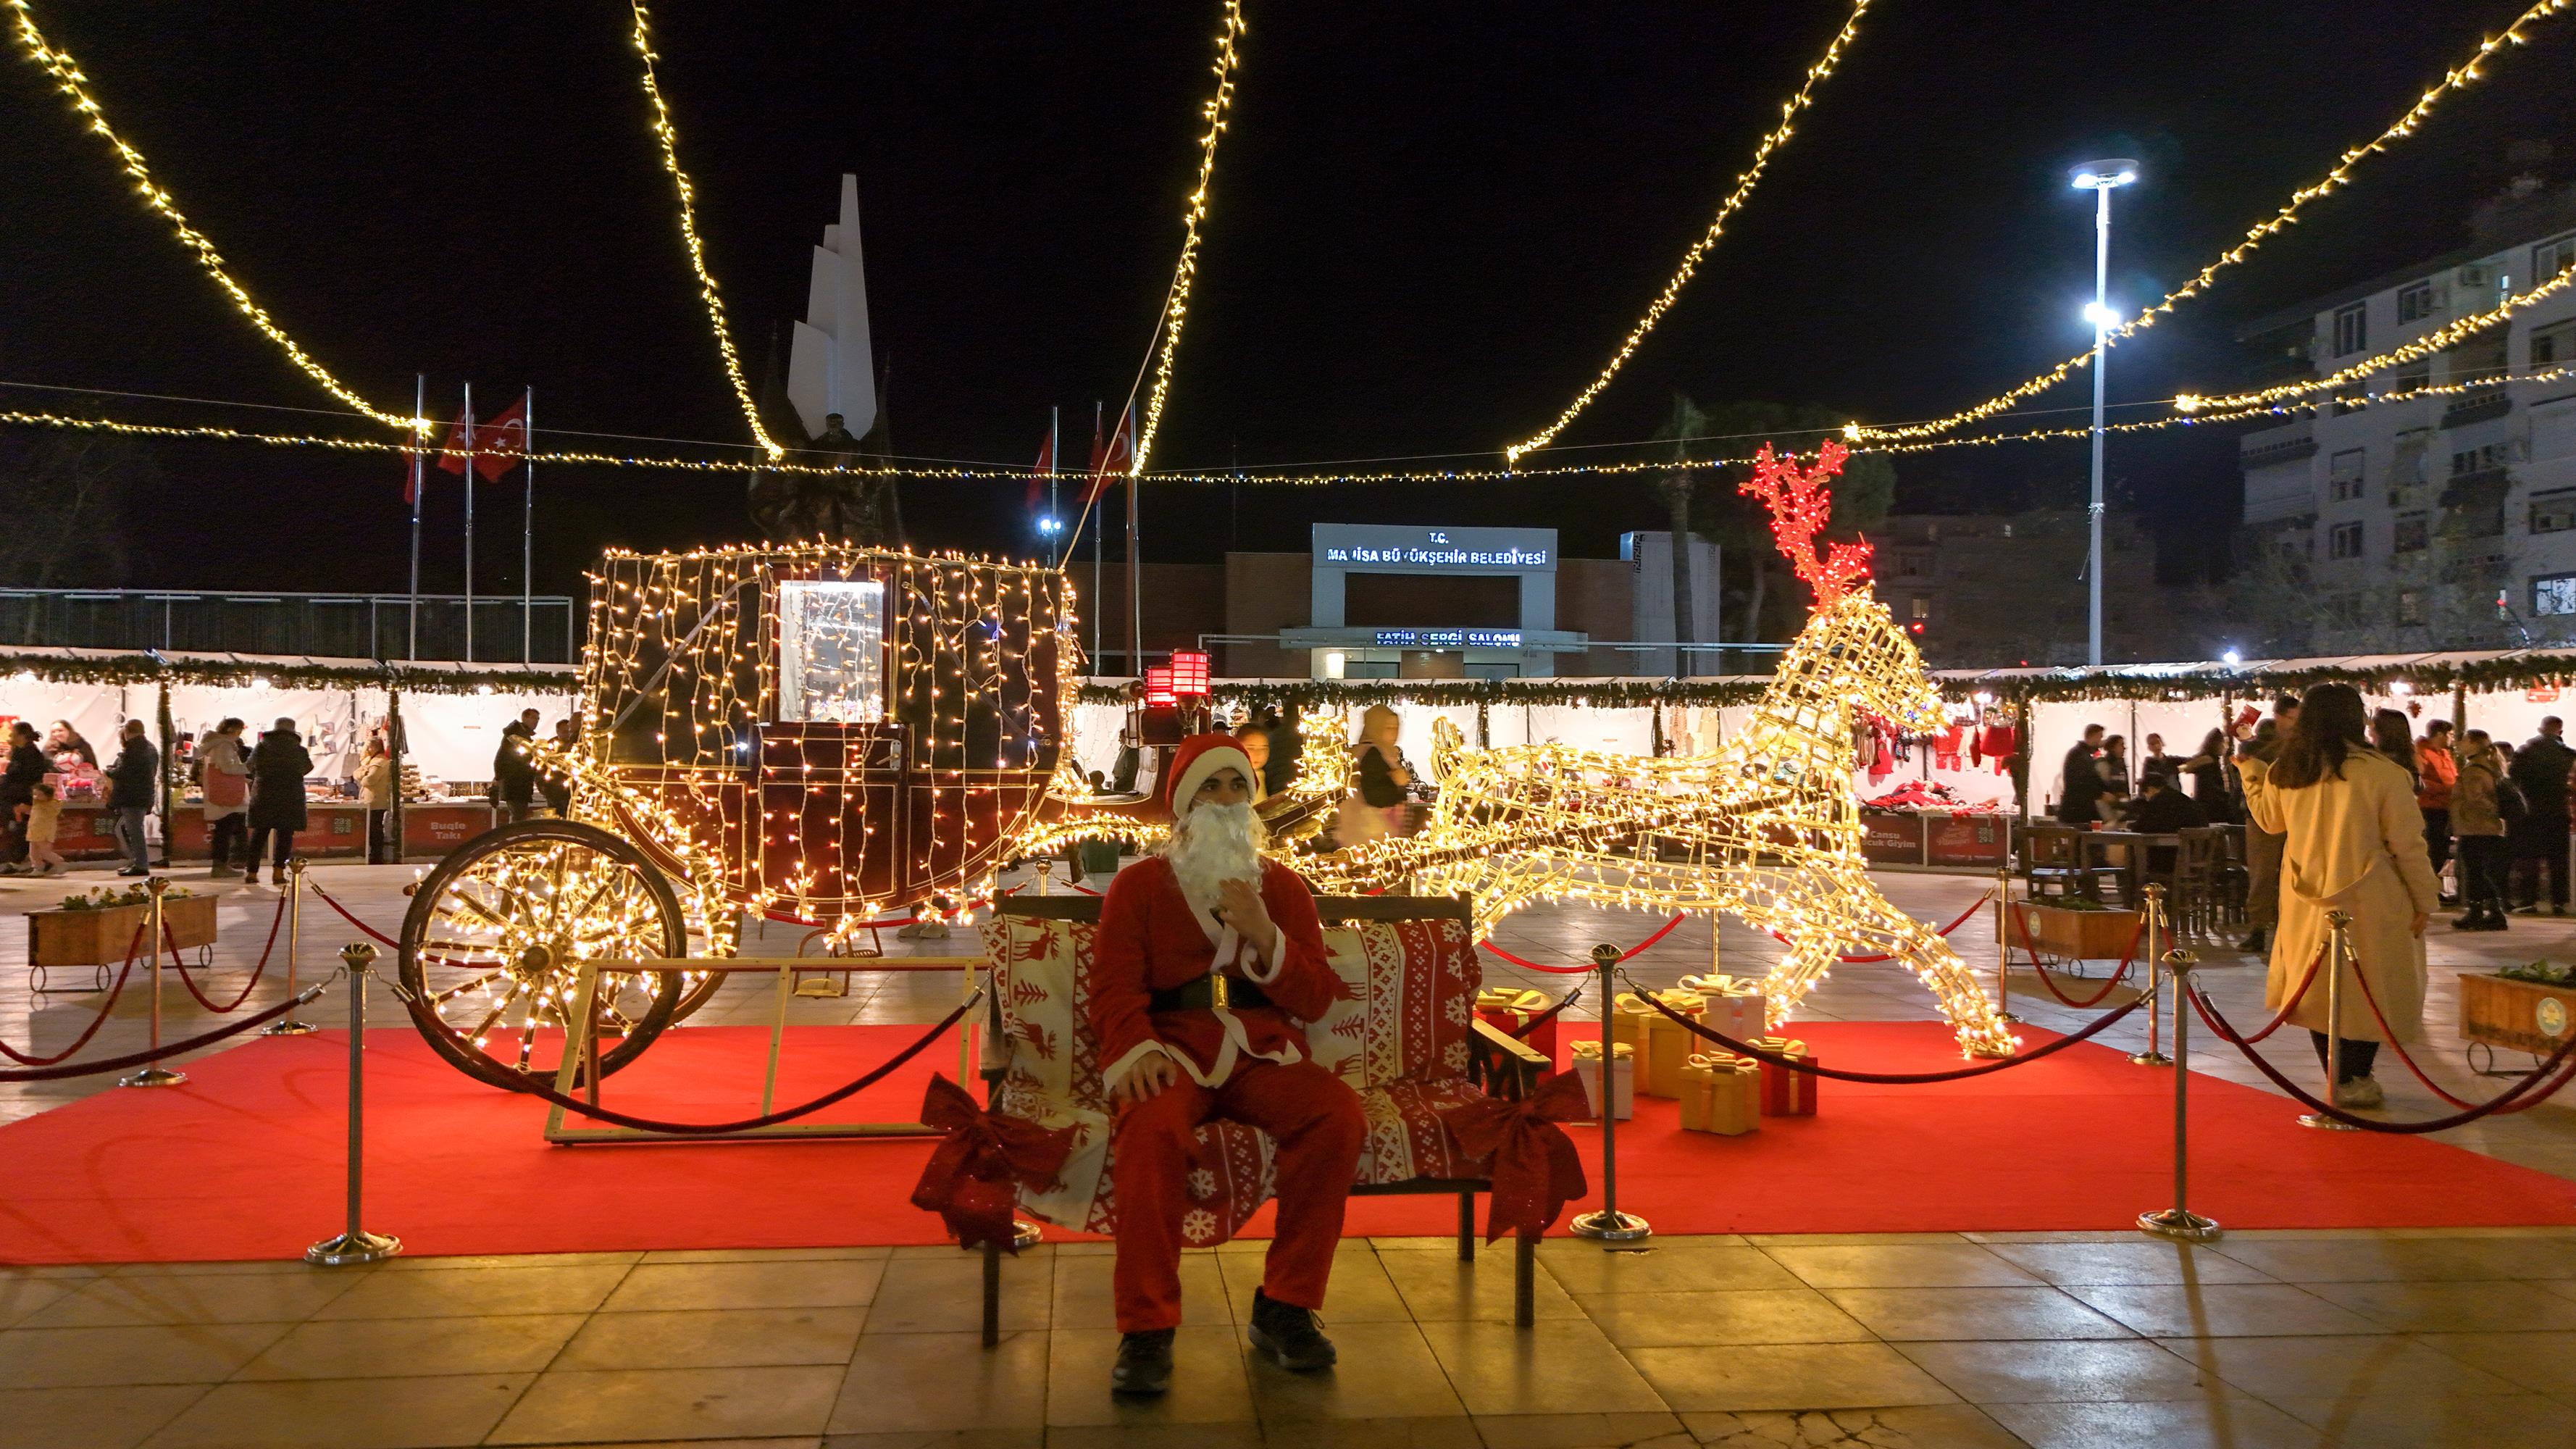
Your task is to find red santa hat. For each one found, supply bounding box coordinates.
[1163,731,1264,817]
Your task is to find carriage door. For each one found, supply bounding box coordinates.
[763,575,904,916]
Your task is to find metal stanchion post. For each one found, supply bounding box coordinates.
[120,877,186,1088]
[2139,947,2221,1241]
[2299,910,2360,1130]
[2131,885,2172,1066]
[263,857,318,1036]
[1994,865,2021,1022]
[309,943,402,1265]
[1571,943,1649,1242]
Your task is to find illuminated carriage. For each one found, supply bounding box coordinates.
[396,541,1342,1092]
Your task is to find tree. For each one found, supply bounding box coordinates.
[1652,394,1710,675]
[0,427,141,588]
[1684,401,1893,643]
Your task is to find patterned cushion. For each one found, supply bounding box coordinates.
[981,908,1493,1244]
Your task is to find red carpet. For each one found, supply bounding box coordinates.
[4,1022,2572,1264]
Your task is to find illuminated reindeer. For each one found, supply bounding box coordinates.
[1302,443,2018,1059]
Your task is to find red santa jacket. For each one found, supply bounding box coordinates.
[1088,853,1342,1091]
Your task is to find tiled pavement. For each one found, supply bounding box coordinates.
[13,859,2576,1445]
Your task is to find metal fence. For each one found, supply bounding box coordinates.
[0,590,578,662]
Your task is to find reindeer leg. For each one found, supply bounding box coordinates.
[1744,893,1846,1027]
[1839,887,2019,1058]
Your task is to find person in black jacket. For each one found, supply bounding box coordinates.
[2511,716,2575,914]
[2129,769,2207,879]
[2055,724,2107,824]
[245,718,314,887]
[493,709,540,824]
[0,721,48,873]
[104,719,159,877]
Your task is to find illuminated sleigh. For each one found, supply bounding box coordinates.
[395,542,1342,1093]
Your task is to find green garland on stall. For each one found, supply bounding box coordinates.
[1076,652,2576,711]
[0,648,577,696]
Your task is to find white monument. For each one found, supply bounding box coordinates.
[787,174,877,443]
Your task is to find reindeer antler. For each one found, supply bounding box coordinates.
[1739,440,1873,603]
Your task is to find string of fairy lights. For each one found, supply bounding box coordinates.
[626,0,783,462]
[5,0,425,434]
[2174,265,2576,414]
[1128,0,1247,477]
[1503,0,1875,462]
[1846,0,2574,444]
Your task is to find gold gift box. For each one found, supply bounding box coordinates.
[1678,1051,1761,1135]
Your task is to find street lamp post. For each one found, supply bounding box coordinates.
[2071,159,2139,667]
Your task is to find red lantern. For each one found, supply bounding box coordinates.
[1144,666,1177,707]
[1169,650,1210,697]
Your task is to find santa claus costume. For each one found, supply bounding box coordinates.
[1091,732,1364,1393]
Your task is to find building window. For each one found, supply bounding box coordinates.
[2537,574,2576,617]
[2328,521,2364,559]
[2393,357,2431,393]
[2393,513,2429,552]
[2537,232,2576,283]
[2397,281,2436,324]
[2333,303,2368,357]
[2452,443,2510,477]
[1909,595,1931,620]
[2535,319,2576,370]
[2396,590,2425,626]
[2535,490,2576,534]
[1896,551,1929,577]
[2329,449,2365,501]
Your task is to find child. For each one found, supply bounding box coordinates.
[22,781,65,877]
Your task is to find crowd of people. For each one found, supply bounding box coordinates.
[2051,685,2576,1108]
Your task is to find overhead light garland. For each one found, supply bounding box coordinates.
[1128,0,1247,477]
[626,0,783,462]
[7,0,425,434]
[1848,0,2573,445]
[1504,0,1873,462]
[2175,267,2576,414]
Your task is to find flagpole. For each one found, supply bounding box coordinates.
[522,384,534,664]
[1125,438,1142,675]
[1048,404,1060,533]
[462,381,475,663]
[408,373,424,661]
[1090,400,1103,667]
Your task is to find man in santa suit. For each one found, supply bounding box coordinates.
[1092,732,1364,1395]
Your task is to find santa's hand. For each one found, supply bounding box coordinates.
[1215,877,1278,960]
[1112,1050,1181,1103]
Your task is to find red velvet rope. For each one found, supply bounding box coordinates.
[2189,980,2576,1132]
[166,890,286,1013]
[2009,906,2144,1009]
[1621,969,2147,1083]
[2231,943,2327,1045]
[1480,914,1686,974]
[0,920,144,1066]
[306,880,398,948]
[2343,948,2521,1112]
[1781,890,1996,963]
[0,979,331,1082]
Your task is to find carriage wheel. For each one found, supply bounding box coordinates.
[399,819,687,1093]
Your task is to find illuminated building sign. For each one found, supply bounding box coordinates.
[1313,525,1556,573]
[1372,629,1524,648]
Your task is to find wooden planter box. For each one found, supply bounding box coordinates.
[28,895,218,968]
[2018,903,2141,961]
[2460,972,2576,1056]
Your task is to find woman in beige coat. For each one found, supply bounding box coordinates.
[2449,730,2509,932]
[2238,682,2438,1109]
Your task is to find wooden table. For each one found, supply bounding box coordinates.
[2075,830,2181,906]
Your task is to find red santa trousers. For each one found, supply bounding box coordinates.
[1109,1057,1366,1332]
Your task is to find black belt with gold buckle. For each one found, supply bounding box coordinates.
[1150,975,1269,1013]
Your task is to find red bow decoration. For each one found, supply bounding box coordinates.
[911,1074,1079,1249]
[1437,1069,1592,1243]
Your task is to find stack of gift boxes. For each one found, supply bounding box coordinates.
[1595,976,1820,1133]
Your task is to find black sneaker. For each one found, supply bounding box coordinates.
[1111,1328,1174,1395]
[1248,1287,1337,1371]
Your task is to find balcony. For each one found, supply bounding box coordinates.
[2442,388,2512,428]
[2241,424,2317,469]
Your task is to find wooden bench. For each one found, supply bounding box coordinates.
[974,891,1552,1341]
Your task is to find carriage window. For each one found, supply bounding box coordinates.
[776,580,888,723]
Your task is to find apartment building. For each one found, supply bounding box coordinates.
[2236,182,2576,650]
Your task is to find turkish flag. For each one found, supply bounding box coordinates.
[1085,404,1132,504]
[437,399,526,483]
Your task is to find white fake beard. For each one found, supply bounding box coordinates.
[1166,801,1264,918]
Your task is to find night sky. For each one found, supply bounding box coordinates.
[3,1,2569,603]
